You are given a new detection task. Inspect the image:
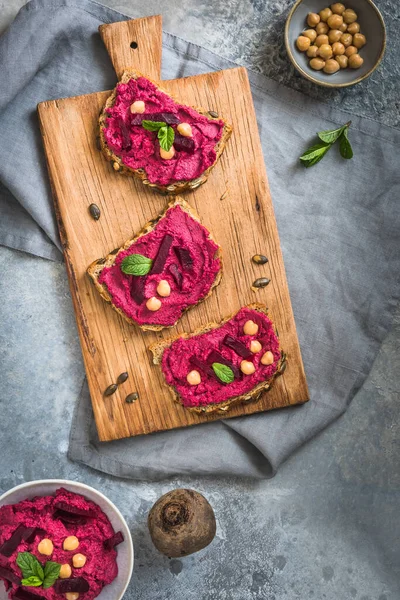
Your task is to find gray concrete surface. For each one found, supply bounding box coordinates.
[0,1,399,599]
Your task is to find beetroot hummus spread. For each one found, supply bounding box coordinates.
[162,308,280,408]
[99,205,221,327]
[0,488,122,600]
[102,76,224,185]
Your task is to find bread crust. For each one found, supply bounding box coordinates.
[87,196,223,332]
[98,69,233,195]
[149,303,287,414]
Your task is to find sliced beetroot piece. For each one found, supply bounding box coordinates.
[103,531,124,550]
[53,510,87,525]
[0,523,26,557]
[22,527,44,545]
[0,565,21,585]
[168,264,183,289]
[223,335,253,360]
[119,118,132,151]
[55,577,90,594]
[129,275,146,304]
[54,502,96,519]
[151,235,174,275]
[174,247,193,271]
[173,134,195,154]
[189,356,215,379]
[206,350,242,380]
[130,112,180,126]
[14,589,46,600]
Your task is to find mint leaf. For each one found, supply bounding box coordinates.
[21,576,43,587]
[121,254,153,276]
[299,142,331,167]
[339,128,353,159]
[42,561,61,589]
[17,552,44,582]
[318,125,345,144]
[142,120,166,132]
[158,125,175,152]
[212,363,234,384]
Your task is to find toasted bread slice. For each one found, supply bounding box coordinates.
[149,303,287,414]
[99,69,233,195]
[87,197,223,332]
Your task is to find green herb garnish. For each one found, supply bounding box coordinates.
[212,363,234,384]
[17,552,61,589]
[300,121,353,168]
[121,254,153,276]
[142,120,175,152]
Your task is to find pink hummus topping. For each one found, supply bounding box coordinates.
[99,205,221,327]
[162,307,281,407]
[0,488,119,600]
[103,76,224,185]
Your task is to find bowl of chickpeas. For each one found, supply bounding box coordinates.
[285,0,385,87]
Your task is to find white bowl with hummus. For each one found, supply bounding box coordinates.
[0,480,134,600]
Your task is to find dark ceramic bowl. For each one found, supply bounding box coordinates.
[285,0,386,87]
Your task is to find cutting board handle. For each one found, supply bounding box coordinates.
[99,15,162,81]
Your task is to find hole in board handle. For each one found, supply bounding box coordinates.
[130,41,138,49]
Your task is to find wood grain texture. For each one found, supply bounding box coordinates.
[37,17,309,442]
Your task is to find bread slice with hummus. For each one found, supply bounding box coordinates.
[99,69,232,195]
[149,304,287,414]
[87,197,223,332]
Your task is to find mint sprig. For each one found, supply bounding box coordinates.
[142,120,175,152]
[121,253,153,276]
[17,552,61,590]
[300,121,353,167]
[212,363,234,384]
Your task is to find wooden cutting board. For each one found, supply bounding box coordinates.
[37,15,309,442]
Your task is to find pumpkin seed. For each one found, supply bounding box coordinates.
[117,372,129,385]
[97,258,106,265]
[280,360,287,373]
[104,384,118,397]
[110,247,119,255]
[89,203,101,220]
[209,110,219,118]
[252,254,268,265]
[126,392,139,404]
[253,277,270,288]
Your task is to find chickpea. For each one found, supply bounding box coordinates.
[296,35,311,52]
[307,12,320,27]
[318,44,333,60]
[315,34,329,47]
[345,45,358,57]
[160,146,175,160]
[323,58,340,74]
[353,33,366,49]
[63,536,79,551]
[59,564,72,579]
[330,2,345,14]
[347,22,360,35]
[38,539,53,556]
[319,7,332,22]
[327,14,343,29]
[335,54,348,68]
[186,370,201,386]
[156,280,171,297]
[340,32,353,47]
[240,360,256,375]
[348,53,364,68]
[72,554,87,568]
[303,28,317,42]
[307,45,319,58]
[130,100,145,114]
[261,351,274,366]
[177,123,193,137]
[146,297,161,311]
[328,29,342,43]
[250,340,262,354]
[243,320,259,335]
[316,22,329,35]
[332,41,345,55]
[65,594,80,600]
[343,8,357,23]
[310,57,326,70]
[338,22,347,32]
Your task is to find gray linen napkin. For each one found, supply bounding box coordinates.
[1,0,399,479]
